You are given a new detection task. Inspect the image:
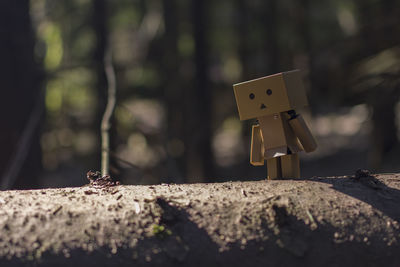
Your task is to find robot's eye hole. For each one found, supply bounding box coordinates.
[249,93,255,99]
[266,89,272,95]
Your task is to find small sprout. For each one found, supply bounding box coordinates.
[152,224,172,239]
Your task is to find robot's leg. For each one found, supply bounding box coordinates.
[266,157,281,179]
[280,153,300,178]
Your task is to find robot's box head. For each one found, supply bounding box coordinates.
[233,70,308,120]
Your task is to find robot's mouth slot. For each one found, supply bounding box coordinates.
[260,103,266,109]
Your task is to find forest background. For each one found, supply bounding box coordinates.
[1,0,399,189]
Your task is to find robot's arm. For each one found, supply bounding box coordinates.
[288,110,317,153]
[250,124,265,166]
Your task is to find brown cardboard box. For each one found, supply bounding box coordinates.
[233,70,308,120]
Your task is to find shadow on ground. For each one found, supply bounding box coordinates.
[305,174,400,222]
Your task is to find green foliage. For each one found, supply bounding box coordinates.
[152,224,172,239]
[42,23,63,70]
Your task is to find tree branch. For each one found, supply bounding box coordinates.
[101,46,117,176]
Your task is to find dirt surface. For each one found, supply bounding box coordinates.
[0,173,399,266]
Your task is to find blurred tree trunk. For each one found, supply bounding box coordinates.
[349,0,400,64]
[234,0,252,176]
[185,0,214,182]
[353,0,400,170]
[0,0,43,189]
[235,0,250,80]
[297,0,317,105]
[263,0,279,74]
[162,0,184,181]
[93,0,107,115]
[369,87,399,170]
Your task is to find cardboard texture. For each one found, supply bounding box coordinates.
[233,69,317,179]
[250,124,264,166]
[283,70,308,109]
[281,154,300,178]
[289,114,317,153]
[233,70,308,120]
[258,113,303,157]
[267,157,281,179]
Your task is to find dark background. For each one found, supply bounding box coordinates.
[1,0,399,189]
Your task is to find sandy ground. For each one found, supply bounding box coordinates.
[0,173,399,266]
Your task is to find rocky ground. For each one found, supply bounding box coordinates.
[0,172,399,266]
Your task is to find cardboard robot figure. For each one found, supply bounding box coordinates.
[233,70,317,179]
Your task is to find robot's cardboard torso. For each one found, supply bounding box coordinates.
[258,112,303,159]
